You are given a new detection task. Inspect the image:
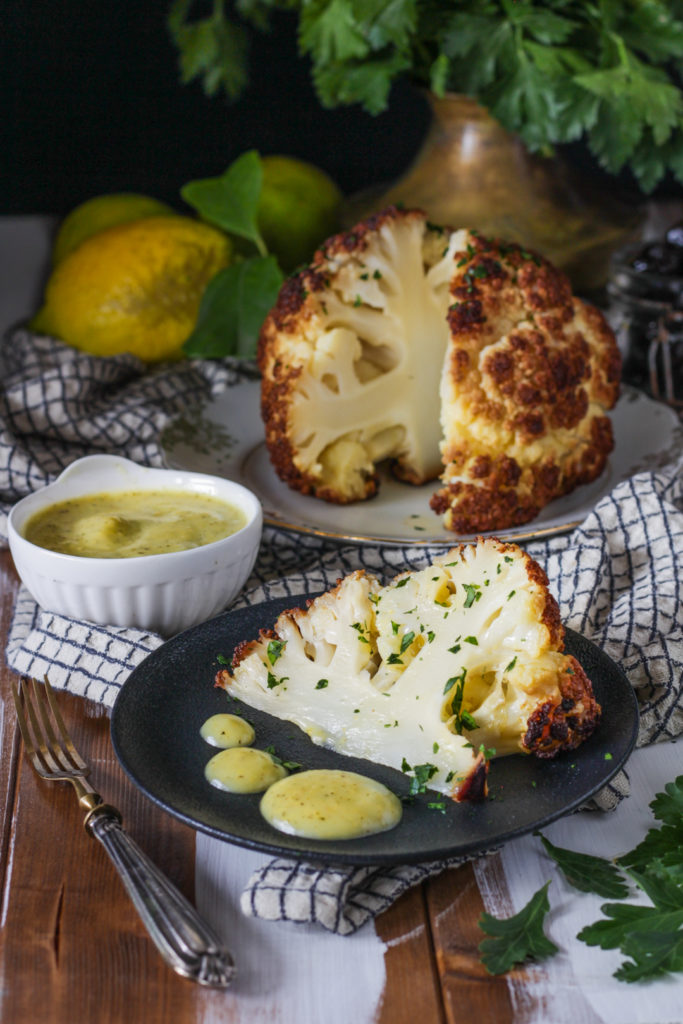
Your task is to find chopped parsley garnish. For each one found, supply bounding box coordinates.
[401,761,439,796]
[315,679,329,689]
[399,630,416,654]
[461,710,479,730]
[216,652,229,665]
[448,643,461,655]
[444,668,476,733]
[266,639,286,665]
[394,578,409,589]
[265,746,303,772]
[463,583,482,608]
[351,621,370,645]
[266,670,288,689]
[464,636,479,645]
[505,656,517,673]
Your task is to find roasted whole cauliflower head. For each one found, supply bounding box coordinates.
[215,538,601,803]
[258,207,621,532]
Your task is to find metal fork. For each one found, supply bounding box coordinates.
[11,674,235,988]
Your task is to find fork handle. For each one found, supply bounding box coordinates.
[85,804,235,988]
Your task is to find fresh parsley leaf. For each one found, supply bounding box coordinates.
[536,832,629,899]
[479,881,558,975]
[576,774,683,982]
[620,774,683,874]
[168,0,249,101]
[649,774,683,828]
[578,901,683,982]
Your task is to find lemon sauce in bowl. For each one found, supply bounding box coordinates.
[23,490,247,558]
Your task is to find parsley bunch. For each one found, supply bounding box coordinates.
[169,1,683,192]
[479,774,683,982]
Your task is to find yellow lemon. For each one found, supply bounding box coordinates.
[52,192,176,264]
[32,216,232,363]
[258,156,342,271]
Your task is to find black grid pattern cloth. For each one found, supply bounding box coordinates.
[3,330,683,935]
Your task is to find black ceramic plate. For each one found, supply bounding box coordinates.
[111,595,639,866]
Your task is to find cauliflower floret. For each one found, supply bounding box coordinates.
[258,209,621,531]
[216,539,601,801]
[258,207,461,502]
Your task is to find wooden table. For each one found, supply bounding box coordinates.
[0,544,515,1023]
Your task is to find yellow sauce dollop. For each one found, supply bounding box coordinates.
[200,713,255,749]
[205,747,288,794]
[23,490,247,558]
[260,769,403,840]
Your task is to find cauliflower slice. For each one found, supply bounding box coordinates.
[258,207,461,502]
[216,539,600,801]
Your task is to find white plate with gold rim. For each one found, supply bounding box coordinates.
[162,381,682,546]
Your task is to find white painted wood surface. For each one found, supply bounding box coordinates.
[195,840,387,1023]
[475,737,683,1024]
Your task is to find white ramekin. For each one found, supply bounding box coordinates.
[8,455,263,635]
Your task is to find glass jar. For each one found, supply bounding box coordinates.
[607,246,683,406]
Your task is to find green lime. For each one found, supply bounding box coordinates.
[258,156,343,271]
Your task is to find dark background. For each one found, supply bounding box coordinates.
[1,0,430,216]
[4,1,682,220]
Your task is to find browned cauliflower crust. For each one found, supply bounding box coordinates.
[430,231,621,532]
[215,538,601,803]
[258,208,621,531]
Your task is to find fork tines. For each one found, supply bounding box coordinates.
[11,675,89,780]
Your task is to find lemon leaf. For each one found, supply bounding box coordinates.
[181,150,267,255]
[183,255,283,359]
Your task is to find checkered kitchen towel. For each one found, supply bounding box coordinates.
[3,329,683,935]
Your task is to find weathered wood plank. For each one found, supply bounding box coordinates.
[0,552,202,1023]
[376,883,445,1024]
[426,859,514,1024]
